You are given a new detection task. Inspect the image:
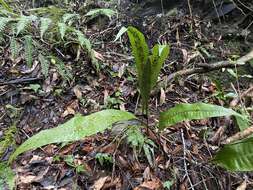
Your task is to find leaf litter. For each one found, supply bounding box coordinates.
[0,0,253,189]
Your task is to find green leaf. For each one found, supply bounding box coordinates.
[0,0,13,13]
[0,17,12,33]
[75,30,91,51]
[40,17,52,39]
[213,137,253,171]
[62,13,79,24]
[114,26,127,42]
[38,54,49,78]
[0,162,15,190]
[235,115,250,131]
[9,109,135,163]
[85,8,116,19]
[10,37,19,60]
[24,35,33,68]
[127,26,149,114]
[159,103,245,129]
[149,44,170,89]
[16,15,37,35]
[58,22,67,39]
[127,27,170,114]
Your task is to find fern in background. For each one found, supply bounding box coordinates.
[62,13,79,25]
[51,56,73,82]
[40,17,52,39]
[24,35,33,68]
[0,17,11,33]
[10,37,19,59]
[38,54,49,78]
[58,22,68,39]
[16,15,37,35]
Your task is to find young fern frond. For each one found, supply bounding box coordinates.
[10,37,19,59]
[38,54,49,78]
[16,15,37,35]
[58,22,68,39]
[24,35,33,68]
[40,17,52,39]
[0,17,11,33]
[62,13,79,24]
[75,30,91,52]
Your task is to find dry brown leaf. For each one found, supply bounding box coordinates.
[94,50,105,61]
[61,100,79,117]
[236,180,247,190]
[103,89,109,105]
[160,88,166,105]
[134,178,162,190]
[92,176,109,190]
[73,85,83,99]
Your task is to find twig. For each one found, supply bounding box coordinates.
[223,125,253,144]
[181,129,195,190]
[0,77,42,86]
[167,49,253,83]
[230,86,253,107]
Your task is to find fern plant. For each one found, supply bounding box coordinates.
[0,17,11,33]
[24,35,33,68]
[127,26,170,115]
[40,17,52,39]
[10,37,19,59]
[8,27,253,180]
[16,15,37,35]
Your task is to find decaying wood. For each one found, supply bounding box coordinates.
[167,49,253,83]
[223,125,253,144]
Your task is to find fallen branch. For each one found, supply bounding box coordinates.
[230,85,253,107]
[167,49,253,83]
[223,125,253,144]
[0,77,42,86]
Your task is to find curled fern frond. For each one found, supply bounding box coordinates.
[40,17,52,39]
[24,35,33,68]
[0,17,11,33]
[16,15,37,35]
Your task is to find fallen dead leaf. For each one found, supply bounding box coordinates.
[73,85,83,99]
[236,180,247,190]
[160,88,166,105]
[92,176,109,190]
[61,100,79,117]
[94,50,105,61]
[134,178,162,190]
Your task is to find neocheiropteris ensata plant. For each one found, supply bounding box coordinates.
[126,26,170,115]
[6,26,253,183]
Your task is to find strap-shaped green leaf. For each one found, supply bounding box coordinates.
[149,44,170,89]
[127,27,170,114]
[127,26,149,113]
[159,103,245,129]
[127,26,149,82]
[213,137,253,171]
[9,109,136,163]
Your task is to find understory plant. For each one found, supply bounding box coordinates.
[6,26,253,188]
[0,3,110,81]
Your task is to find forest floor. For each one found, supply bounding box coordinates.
[0,0,253,189]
